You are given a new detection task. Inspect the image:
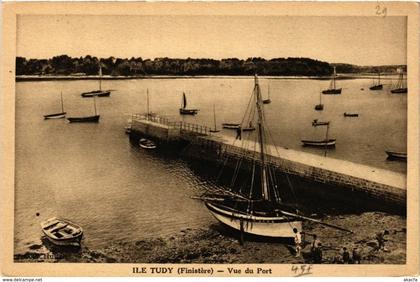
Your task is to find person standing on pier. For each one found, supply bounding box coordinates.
[236,126,242,140]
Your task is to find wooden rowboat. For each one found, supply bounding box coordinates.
[41,217,83,246]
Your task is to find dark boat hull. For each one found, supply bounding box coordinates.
[314,104,324,111]
[262,99,271,104]
[322,88,342,94]
[343,113,359,117]
[179,108,199,115]
[242,127,256,132]
[301,139,336,147]
[44,112,66,119]
[369,84,383,90]
[390,88,407,94]
[385,151,407,160]
[81,90,111,97]
[67,115,100,123]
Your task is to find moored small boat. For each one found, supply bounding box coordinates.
[41,217,83,246]
[385,151,407,160]
[139,138,157,149]
[44,92,66,119]
[44,112,66,119]
[222,123,240,129]
[343,112,359,117]
[67,115,100,123]
[301,139,336,147]
[81,90,111,97]
[312,119,329,126]
[322,67,342,94]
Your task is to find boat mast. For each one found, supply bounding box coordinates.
[254,75,270,201]
[99,65,102,91]
[93,93,97,116]
[147,88,150,119]
[60,91,64,112]
[324,123,330,157]
[213,104,217,131]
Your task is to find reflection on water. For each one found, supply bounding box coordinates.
[14,77,406,255]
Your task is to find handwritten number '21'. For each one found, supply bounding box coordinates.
[376,5,387,17]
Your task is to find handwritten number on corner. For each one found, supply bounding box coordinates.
[375,5,387,17]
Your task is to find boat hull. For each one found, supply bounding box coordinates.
[222,123,240,129]
[390,88,407,94]
[179,108,199,115]
[314,104,324,111]
[41,217,83,247]
[322,88,342,95]
[81,90,111,97]
[262,99,271,104]
[205,202,302,238]
[139,138,157,149]
[301,139,336,147]
[386,151,407,160]
[242,127,256,132]
[44,112,66,119]
[343,113,359,117]
[369,84,383,90]
[67,115,100,123]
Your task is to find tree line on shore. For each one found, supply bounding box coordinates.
[15,55,406,77]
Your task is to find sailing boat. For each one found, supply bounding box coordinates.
[314,91,324,111]
[81,65,111,97]
[322,66,342,94]
[369,72,383,90]
[204,75,303,238]
[263,85,271,104]
[44,92,66,119]
[209,104,220,133]
[390,68,407,94]
[179,92,199,115]
[67,93,100,123]
[301,121,336,154]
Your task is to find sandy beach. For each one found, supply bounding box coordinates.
[15,211,406,264]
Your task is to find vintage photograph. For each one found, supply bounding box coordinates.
[2,1,419,277]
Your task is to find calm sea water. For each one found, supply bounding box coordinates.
[14,77,406,254]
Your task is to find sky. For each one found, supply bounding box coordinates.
[16,15,407,66]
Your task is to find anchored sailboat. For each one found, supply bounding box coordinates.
[67,93,100,123]
[314,91,324,111]
[204,75,303,238]
[390,68,407,94]
[322,66,342,95]
[81,65,112,97]
[44,92,66,119]
[209,104,220,133]
[179,92,199,115]
[369,72,383,90]
[263,85,271,104]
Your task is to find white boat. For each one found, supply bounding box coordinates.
[40,217,83,246]
[139,138,157,149]
[204,75,302,238]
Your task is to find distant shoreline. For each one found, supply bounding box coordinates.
[15,73,399,82]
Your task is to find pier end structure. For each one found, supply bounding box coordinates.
[130,115,406,212]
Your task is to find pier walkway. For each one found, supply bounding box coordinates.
[131,114,406,208]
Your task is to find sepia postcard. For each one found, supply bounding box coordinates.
[1,1,419,278]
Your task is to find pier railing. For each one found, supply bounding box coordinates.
[132,113,211,136]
